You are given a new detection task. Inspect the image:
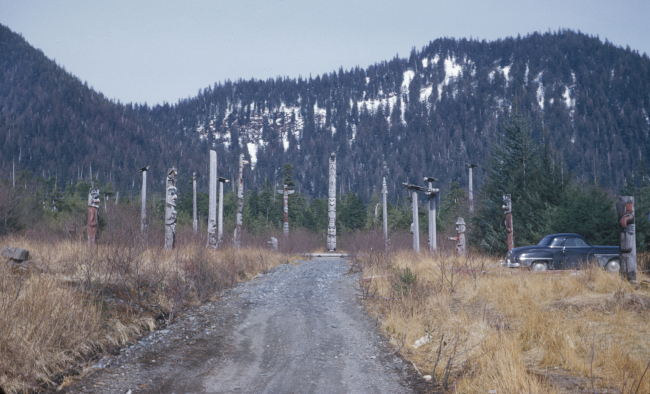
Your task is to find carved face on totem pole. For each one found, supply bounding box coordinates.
[502,194,512,214]
[455,217,466,234]
[88,189,100,208]
[166,186,178,222]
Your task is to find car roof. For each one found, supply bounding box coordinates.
[544,233,583,238]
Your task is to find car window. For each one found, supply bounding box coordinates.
[538,236,563,246]
[565,237,589,247]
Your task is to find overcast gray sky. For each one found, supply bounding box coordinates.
[1,0,648,106]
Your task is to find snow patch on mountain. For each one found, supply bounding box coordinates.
[401,70,415,94]
[437,56,462,100]
[534,72,545,110]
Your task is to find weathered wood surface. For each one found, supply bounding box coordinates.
[327,153,337,252]
[217,177,229,245]
[455,217,467,255]
[424,177,439,253]
[466,164,477,215]
[403,183,424,253]
[164,167,178,250]
[208,151,218,248]
[192,172,197,236]
[277,185,295,236]
[382,177,388,251]
[617,196,637,283]
[138,166,148,232]
[502,194,513,251]
[234,154,248,248]
[87,188,100,245]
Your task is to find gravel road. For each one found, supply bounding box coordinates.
[64,257,418,394]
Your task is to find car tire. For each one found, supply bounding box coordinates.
[605,259,620,273]
[531,262,548,271]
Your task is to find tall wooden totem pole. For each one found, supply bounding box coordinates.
[616,196,637,283]
[382,177,389,251]
[327,153,337,252]
[87,188,100,245]
[138,166,149,232]
[424,177,440,253]
[208,150,218,248]
[277,184,296,236]
[403,182,425,253]
[217,176,229,246]
[234,154,249,248]
[466,164,477,215]
[454,217,467,255]
[164,167,178,250]
[192,172,198,236]
[502,194,513,251]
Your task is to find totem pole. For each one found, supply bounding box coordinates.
[502,194,513,251]
[208,150,218,248]
[87,188,100,245]
[466,164,477,215]
[327,153,337,252]
[192,172,197,236]
[451,217,467,255]
[277,184,296,236]
[382,177,389,250]
[138,166,149,232]
[616,196,637,283]
[403,182,425,253]
[164,167,178,250]
[234,154,249,248]
[424,177,440,253]
[217,176,230,246]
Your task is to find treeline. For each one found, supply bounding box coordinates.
[4,110,650,256]
[2,25,650,203]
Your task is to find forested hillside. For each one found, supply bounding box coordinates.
[1,25,649,201]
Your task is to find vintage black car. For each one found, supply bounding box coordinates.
[503,233,620,272]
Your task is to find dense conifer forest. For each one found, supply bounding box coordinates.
[2,24,650,250]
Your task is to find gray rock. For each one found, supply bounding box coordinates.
[2,246,29,262]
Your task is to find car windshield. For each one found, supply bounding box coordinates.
[538,236,563,246]
[538,236,553,246]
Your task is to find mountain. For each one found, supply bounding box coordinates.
[1,26,649,201]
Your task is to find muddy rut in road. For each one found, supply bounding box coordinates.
[65,257,417,393]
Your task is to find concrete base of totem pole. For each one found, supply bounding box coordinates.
[304,253,350,258]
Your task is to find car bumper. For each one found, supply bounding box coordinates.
[500,260,520,268]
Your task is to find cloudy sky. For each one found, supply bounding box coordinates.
[1,0,648,105]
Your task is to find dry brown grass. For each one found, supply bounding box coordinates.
[357,249,650,393]
[0,233,295,393]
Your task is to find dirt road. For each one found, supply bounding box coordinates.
[65,257,417,393]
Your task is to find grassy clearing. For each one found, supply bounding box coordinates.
[356,249,650,393]
[0,233,299,393]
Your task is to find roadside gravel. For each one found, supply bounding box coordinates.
[63,257,418,393]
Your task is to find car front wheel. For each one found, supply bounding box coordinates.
[531,262,548,271]
[605,259,620,273]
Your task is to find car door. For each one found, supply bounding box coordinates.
[562,237,594,269]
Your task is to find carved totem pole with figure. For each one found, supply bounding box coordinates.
[616,196,637,283]
[208,150,218,248]
[424,177,440,253]
[327,153,337,252]
[234,154,249,248]
[277,184,295,236]
[87,188,100,245]
[165,167,178,250]
[382,177,389,251]
[503,194,513,251]
[454,217,467,255]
